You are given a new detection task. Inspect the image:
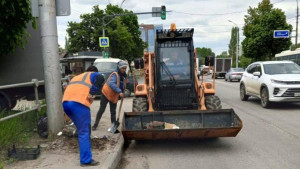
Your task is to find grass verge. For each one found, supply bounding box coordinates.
[0,102,46,167]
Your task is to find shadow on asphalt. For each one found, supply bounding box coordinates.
[246,97,300,110]
[124,138,236,152]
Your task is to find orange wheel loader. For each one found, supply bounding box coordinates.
[121,24,242,140]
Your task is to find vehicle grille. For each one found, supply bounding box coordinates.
[160,89,192,106]
[282,88,300,97]
[285,81,300,85]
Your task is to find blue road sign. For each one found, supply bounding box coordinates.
[274,30,290,38]
[99,37,109,47]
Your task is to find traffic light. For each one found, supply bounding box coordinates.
[161,5,166,20]
[104,52,109,58]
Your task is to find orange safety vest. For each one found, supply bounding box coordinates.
[102,72,120,103]
[62,72,92,107]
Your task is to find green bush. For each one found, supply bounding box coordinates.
[0,103,46,163]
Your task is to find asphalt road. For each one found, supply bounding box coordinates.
[118,78,300,169]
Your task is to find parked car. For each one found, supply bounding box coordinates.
[225,68,245,82]
[240,61,300,108]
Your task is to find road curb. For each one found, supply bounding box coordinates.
[100,134,124,169]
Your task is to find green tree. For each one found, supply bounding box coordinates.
[228,27,239,65]
[0,0,35,57]
[239,56,252,68]
[216,51,229,58]
[58,44,66,56]
[242,0,292,61]
[291,43,300,50]
[66,4,146,63]
[195,47,215,64]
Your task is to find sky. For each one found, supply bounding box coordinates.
[56,0,297,55]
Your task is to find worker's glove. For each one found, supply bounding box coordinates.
[87,94,95,104]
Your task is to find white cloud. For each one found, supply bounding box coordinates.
[57,0,297,55]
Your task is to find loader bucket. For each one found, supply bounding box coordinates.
[121,109,242,140]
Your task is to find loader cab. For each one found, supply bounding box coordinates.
[155,28,197,110]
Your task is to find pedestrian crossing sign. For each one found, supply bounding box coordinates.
[99,37,109,47]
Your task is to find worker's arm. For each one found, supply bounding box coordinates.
[108,73,122,93]
[90,73,105,95]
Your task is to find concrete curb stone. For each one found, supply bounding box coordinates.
[100,135,124,169]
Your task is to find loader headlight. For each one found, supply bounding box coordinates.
[205,83,213,89]
[137,85,144,91]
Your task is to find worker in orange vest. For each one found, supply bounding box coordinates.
[62,66,104,167]
[92,61,128,131]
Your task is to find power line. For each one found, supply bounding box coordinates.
[173,0,285,16]
[187,24,244,27]
[173,10,246,16]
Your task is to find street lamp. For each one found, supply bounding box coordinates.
[228,20,239,68]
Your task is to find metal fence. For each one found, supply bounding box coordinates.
[0,77,69,122]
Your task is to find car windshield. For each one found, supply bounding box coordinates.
[232,68,244,72]
[94,62,117,72]
[263,63,300,75]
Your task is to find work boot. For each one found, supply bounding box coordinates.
[80,159,100,167]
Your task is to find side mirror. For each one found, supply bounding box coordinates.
[134,58,144,69]
[205,56,215,66]
[253,71,261,76]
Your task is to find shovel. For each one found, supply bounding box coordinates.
[109,97,123,134]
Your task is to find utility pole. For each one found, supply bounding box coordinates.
[296,0,299,48]
[228,20,239,68]
[39,0,65,134]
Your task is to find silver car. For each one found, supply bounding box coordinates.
[225,68,245,82]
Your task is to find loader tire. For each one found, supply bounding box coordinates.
[132,97,148,112]
[205,95,222,110]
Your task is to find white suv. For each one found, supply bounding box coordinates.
[240,61,300,108]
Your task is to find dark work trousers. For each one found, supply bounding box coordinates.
[93,94,117,128]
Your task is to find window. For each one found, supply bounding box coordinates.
[159,47,191,80]
[263,63,300,75]
[94,62,117,72]
[232,68,244,72]
[290,55,296,62]
[247,64,257,74]
[255,65,261,73]
[282,56,288,60]
[296,55,300,66]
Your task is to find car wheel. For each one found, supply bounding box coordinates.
[225,77,227,81]
[261,87,271,108]
[240,84,249,101]
[124,89,131,97]
[229,77,232,82]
